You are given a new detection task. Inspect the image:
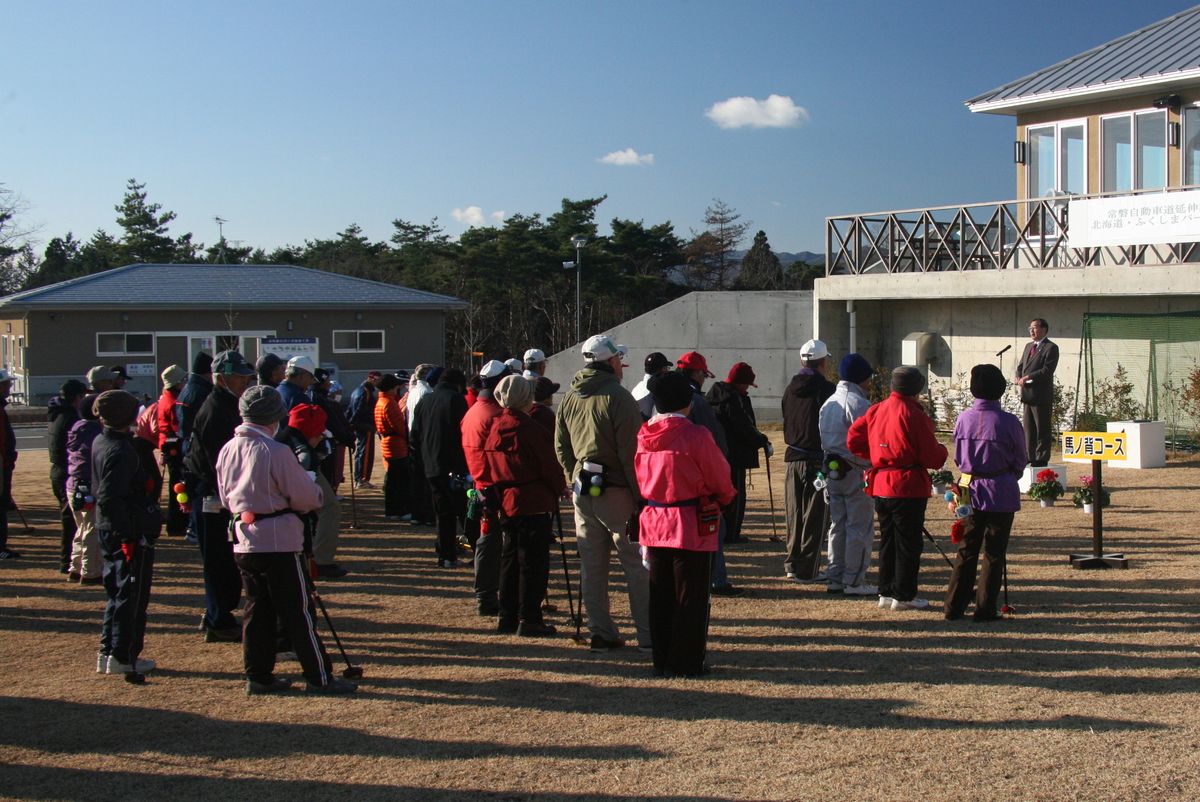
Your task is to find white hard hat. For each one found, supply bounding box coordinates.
[799,339,829,361]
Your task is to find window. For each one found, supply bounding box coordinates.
[332,330,384,353]
[1102,110,1167,192]
[1027,119,1086,196]
[96,332,155,356]
[1184,107,1200,186]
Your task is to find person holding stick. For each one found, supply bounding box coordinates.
[944,365,1027,622]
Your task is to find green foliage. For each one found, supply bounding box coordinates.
[682,199,749,290]
[738,230,784,290]
[114,178,182,264]
[1084,363,1140,422]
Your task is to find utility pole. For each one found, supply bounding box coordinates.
[214,216,228,264]
[571,234,587,344]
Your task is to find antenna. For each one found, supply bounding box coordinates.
[213,216,229,263]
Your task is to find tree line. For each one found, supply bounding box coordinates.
[1,180,822,363]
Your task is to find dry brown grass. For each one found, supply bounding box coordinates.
[2,433,1199,802]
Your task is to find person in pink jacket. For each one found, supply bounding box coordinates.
[215,385,356,696]
[635,371,736,678]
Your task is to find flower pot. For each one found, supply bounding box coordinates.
[1082,503,1094,514]
[1039,499,1055,508]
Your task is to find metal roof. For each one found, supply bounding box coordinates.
[967,4,1200,114]
[0,263,467,311]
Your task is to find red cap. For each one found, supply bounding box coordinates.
[676,351,714,378]
[367,370,382,380]
[727,362,757,387]
[288,403,328,439]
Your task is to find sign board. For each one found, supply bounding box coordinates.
[261,337,319,365]
[124,363,157,377]
[1069,189,1200,248]
[1061,431,1127,461]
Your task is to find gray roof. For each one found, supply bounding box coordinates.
[0,263,467,311]
[967,5,1200,113]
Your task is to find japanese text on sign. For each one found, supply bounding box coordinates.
[1061,431,1127,461]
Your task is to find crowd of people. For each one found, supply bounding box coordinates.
[0,321,1050,688]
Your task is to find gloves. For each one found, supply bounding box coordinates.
[764,443,775,458]
[120,541,137,562]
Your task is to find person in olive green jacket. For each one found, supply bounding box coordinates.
[554,334,650,653]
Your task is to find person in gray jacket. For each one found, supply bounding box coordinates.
[818,353,876,596]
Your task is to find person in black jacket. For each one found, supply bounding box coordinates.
[92,390,162,678]
[184,350,254,642]
[411,367,472,567]
[312,368,354,490]
[706,363,771,545]
[0,371,18,561]
[782,339,836,583]
[48,379,88,575]
[277,402,347,579]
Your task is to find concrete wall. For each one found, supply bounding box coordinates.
[18,307,447,404]
[544,291,816,422]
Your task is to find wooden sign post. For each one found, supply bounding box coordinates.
[1060,431,1129,569]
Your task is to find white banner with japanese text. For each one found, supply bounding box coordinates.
[1068,189,1200,248]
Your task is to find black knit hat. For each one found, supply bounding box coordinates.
[193,351,214,374]
[891,366,925,397]
[649,371,694,414]
[970,364,1006,400]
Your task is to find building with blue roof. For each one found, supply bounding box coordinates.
[0,263,466,402]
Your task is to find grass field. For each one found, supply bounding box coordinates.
[2,433,1198,801]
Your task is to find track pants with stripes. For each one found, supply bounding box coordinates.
[235,552,332,687]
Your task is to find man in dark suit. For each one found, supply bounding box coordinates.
[1014,318,1059,467]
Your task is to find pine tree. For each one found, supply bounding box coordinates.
[114,178,181,264]
[738,230,784,289]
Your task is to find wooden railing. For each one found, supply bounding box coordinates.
[825,189,1200,276]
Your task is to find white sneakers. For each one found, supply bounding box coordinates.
[103,656,157,674]
[890,598,931,611]
[878,596,895,609]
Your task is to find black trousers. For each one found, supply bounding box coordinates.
[498,514,551,626]
[647,547,711,677]
[51,466,76,572]
[474,512,501,606]
[723,466,748,542]
[875,496,927,602]
[945,511,1013,620]
[164,458,188,535]
[98,530,155,665]
[428,475,466,561]
[409,452,433,523]
[1023,402,1052,467]
[383,456,410,517]
[235,551,332,686]
[197,506,241,630]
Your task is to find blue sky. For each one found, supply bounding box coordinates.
[2,0,1191,255]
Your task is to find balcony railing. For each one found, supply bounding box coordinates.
[825,186,1200,276]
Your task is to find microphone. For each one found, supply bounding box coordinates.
[995,345,1012,357]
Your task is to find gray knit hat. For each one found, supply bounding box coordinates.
[239,384,286,425]
[494,374,533,410]
[891,366,926,397]
[93,390,139,429]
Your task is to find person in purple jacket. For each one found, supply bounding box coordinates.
[944,364,1028,622]
[66,394,104,584]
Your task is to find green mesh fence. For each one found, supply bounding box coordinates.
[1077,311,1200,444]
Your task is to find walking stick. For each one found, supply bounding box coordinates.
[553,508,584,642]
[346,447,357,529]
[1000,560,1014,614]
[921,526,955,568]
[7,498,32,532]
[304,567,364,679]
[763,447,782,543]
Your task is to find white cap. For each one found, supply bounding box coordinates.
[479,359,509,379]
[523,348,546,364]
[0,368,12,384]
[286,355,317,375]
[581,334,627,362]
[504,358,523,373]
[799,339,829,361]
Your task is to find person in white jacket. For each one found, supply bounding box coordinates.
[818,354,877,595]
[215,385,356,696]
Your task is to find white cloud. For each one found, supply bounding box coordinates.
[705,94,809,129]
[451,206,486,226]
[490,210,506,222]
[599,148,655,166]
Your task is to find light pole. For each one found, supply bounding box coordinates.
[570,234,587,344]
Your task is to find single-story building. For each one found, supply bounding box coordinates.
[0,263,466,403]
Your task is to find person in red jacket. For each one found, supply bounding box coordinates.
[847,366,948,612]
[374,374,410,520]
[482,374,566,637]
[461,360,512,615]
[636,371,736,677]
[156,365,188,536]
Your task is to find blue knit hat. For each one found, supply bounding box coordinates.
[839,353,873,384]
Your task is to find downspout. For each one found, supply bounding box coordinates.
[847,300,857,354]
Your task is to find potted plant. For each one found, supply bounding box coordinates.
[1072,475,1111,513]
[930,469,954,497]
[1028,468,1064,508]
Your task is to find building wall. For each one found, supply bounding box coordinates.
[20,307,447,403]
[1014,87,1197,198]
[543,291,816,422]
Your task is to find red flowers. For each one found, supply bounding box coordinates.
[950,518,966,544]
[1036,469,1059,483]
